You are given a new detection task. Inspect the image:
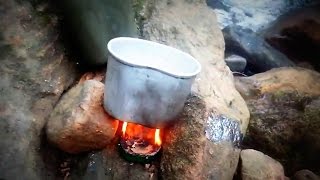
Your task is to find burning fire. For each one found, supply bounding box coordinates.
[155,129,161,146]
[121,121,162,146]
[122,122,127,136]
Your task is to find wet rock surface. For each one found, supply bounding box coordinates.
[240,149,286,180]
[204,114,242,180]
[205,114,242,147]
[0,0,79,179]
[46,80,119,154]
[161,95,242,180]
[235,67,320,175]
[160,95,207,180]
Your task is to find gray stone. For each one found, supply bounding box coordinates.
[225,54,247,72]
[240,149,286,180]
[46,80,119,154]
[207,0,318,75]
[207,0,317,32]
[69,152,107,180]
[223,26,295,73]
[0,0,78,179]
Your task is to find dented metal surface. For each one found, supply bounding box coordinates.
[205,114,242,147]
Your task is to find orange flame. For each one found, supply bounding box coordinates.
[122,121,127,136]
[121,121,162,146]
[155,129,161,146]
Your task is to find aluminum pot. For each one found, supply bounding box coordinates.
[104,37,201,128]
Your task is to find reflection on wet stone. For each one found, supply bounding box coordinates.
[205,114,242,147]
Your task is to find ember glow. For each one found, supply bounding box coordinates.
[121,121,162,146]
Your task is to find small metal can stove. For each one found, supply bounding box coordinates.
[118,122,162,163]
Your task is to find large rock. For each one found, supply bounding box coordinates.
[223,26,295,74]
[235,67,320,99]
[207,1,319,74]
[240,149,286,180]
[160,95,207,180]
[161,95,242,180]
[59,0,138,65]
[264,5,320,71]
[235,67,320,175]
[293,170,320,180]
[207,0,316,32]
[0,0,79,179]
[46,80,119,154]
[142,0,250,179]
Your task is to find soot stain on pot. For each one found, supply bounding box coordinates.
[147,79,163,123]
[133,78,163,126]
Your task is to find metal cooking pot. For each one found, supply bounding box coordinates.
[104,37,201,128]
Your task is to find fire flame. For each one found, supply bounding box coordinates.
[122,121,127,136]
[155,129,161,146]
[121,121,162,146]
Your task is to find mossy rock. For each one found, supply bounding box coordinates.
[243,91,320,175]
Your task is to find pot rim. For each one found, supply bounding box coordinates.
[107,37,201,78]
